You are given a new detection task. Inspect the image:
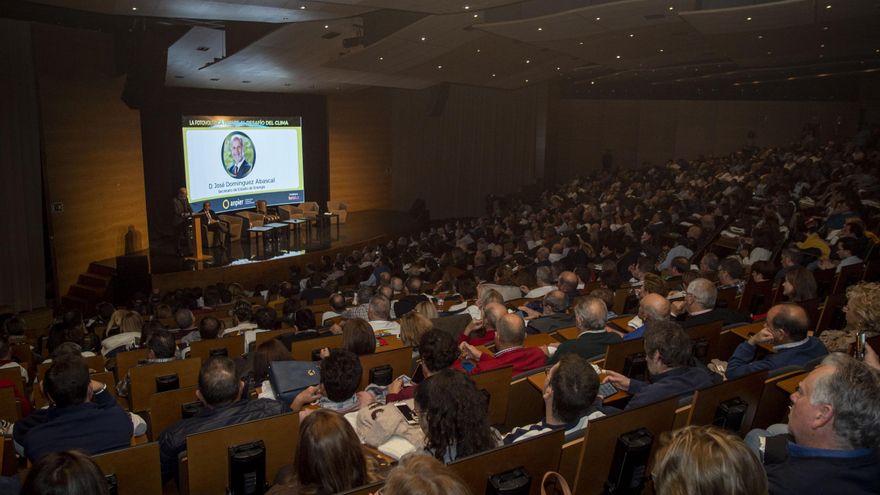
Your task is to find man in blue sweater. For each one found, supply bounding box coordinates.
[603,320,714,410]
[761,353,880,495]
[727,303,827,380]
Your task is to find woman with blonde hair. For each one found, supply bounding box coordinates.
[414,300,439,320]
[398,312,433,348]
[378,454,472,495]
[820,281,880,352]
[652,425,767,495]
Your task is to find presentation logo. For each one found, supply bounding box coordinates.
[222,131,256,179]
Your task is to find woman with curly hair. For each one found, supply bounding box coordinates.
[819,281,880,353]
[414,368,500,463]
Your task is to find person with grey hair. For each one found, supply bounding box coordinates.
[522,290,574,334]
[544,296,621,365]
[341,286,374,321]
[522,266,555,298]
[757,354,880,494]
[676,278,749,328]
[367,295,400,336]
[458,313,546,375]
[173,308,196,336]
[604,320,714,410]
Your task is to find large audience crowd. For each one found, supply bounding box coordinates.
[3,124,880,494]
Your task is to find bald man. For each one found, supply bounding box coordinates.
[458,313,546,375]
[525,290,575,334]
[557,271,580,299]
[623,293,671,341]
[727,303,828,379]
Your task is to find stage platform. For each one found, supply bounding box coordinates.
[98,210,421,293]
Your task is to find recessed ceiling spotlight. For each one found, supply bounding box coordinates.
[525,59,530,64]
[132,6,137,11]
[556,67,561,70]
[825,4,831,9]
[615,55,621,59]
[537,27,543,31]
[473,14,478,18]
[757,35,763,39]
[590,81,595,85]
[491,73,496,77]
[659,48,664,52]
[525,79,529,83]
[823,26,829,30]
[300,5,305,9]
[579,42,584,45]
[476,49,481,53]
[746,17,752,21]
[668,6,674,10]
[437,65,443,69]
[464,5,470,10]
[766,51,772,55]
[820,43,825,48]
[595,17,601,21]
[378,56,384,61]
[420,36,426,41]
[629,34,634,38]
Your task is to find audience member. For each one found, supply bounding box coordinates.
[623,293,671,341]
[367,295,401,336]
[116,329,177,398]
[21,450,110,495]
[727,303,828,379]
[604,320,714,410]
[781,267,818,303]
[458,313,546,375]
[522,290,574,334]
[545,296,621,365]
[675,278,749,327]
[415,368,499,462]
[380,454,472,495]
[387,329,458,402]
[290,349,373,417]
[159,356,286,483]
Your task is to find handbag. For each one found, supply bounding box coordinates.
[268,360,321,406]
[541,472,572,495]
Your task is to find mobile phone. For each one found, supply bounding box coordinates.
[395,402,418,425]
[856,332,867,361]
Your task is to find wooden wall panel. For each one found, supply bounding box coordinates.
[550,98,860,179]
[40,76,147,294]
[328,88,392,212]
[390,84,540,218]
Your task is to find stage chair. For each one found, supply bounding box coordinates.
[573,397,679,495]
[359,347,412,389]
[276,205,304,220]
[182,413,299,495]
[449,429,564,495]
[326,200,348,223]
[189,335,245,363]
[115,348,150,383]
[129,358,202,412]
[93,442,162,495]
[148,386,198,441]
[291,334,343,361]
[471,366,512,426]
[299,201,319,220]
[687,370,767,436]
[217,214,243,242]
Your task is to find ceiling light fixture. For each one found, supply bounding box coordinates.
[595,17,601,21]
[324,25,329,29]
[616,55,621,59]
[668,6,674,10]
[825,4,831,9]
[437,65,443,69]
[491,73,496,77]
[659,48,664,52]
[300,5,305,9]
[464,5,470,10]
[378,56,384,61]
[579,42,584,45]
[132,6,137,11]
[538,27,543,31]
[629,34,634,38]
[746,17,752,21]
[420,36,426,41]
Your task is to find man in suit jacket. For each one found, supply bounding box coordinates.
[676,278,749,328]
[523,290,575,334]
[544,296,622,365]
[227,136,252,178]
[727,303,828,379]
[199,201,230,248]
[458,313,545,375]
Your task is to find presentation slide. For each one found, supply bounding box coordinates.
[181,116,305,213]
